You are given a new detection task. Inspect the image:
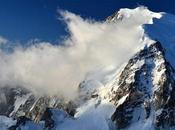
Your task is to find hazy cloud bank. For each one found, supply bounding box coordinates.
[0,7,160,99]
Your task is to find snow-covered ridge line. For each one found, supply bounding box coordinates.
[107,6,162,24]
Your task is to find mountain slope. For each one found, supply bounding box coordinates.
[1,7,175,130]
[111,41,175,130]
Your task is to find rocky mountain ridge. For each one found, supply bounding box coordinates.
[111,41,175,130]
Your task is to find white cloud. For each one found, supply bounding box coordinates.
[0,7,159,100]
[0,36,8,44]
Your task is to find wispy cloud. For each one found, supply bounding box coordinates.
[0,36,8,44]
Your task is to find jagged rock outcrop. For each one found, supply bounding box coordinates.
[110,41,175,130]
[0,86,76,127]
[0,86,31,116]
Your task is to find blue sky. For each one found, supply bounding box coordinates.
[0,0,175,43]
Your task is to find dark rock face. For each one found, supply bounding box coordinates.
[26,97,76,122]
[0,86,76,129]
[111,41,175,129]
[9,116,31,130]
[0,87,30,116]
[41,108,55,129]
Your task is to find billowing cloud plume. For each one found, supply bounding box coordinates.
[0,7,159,100]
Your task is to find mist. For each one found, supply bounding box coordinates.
[0,7,158,100]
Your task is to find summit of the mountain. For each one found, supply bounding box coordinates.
[1,7,175,130]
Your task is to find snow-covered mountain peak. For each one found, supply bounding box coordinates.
[108,6,175,69]
[1,7,175,130]
[107,7,162,25]
[110,41,175,129]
